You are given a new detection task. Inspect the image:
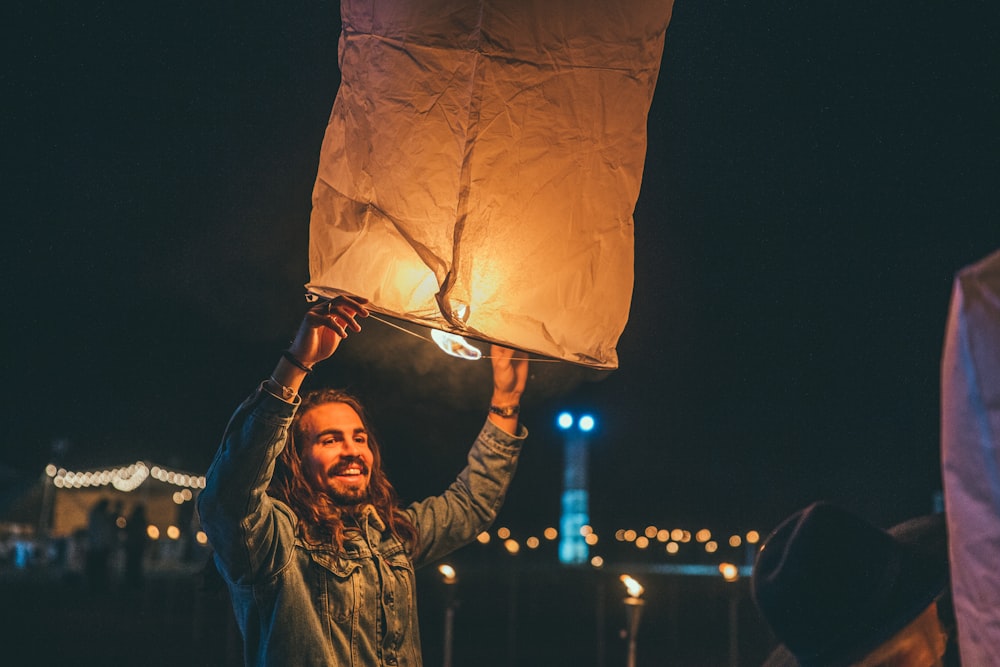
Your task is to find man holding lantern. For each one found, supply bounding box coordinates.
[198,295,529,666]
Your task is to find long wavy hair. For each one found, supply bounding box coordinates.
[268,388,418,555]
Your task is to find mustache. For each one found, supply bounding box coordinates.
[327,456,370,476]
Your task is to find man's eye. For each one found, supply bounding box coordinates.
[320,438,336,446]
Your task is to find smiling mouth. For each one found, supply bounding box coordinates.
[329,460,368,478]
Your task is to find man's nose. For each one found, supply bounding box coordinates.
[342,439,365,456]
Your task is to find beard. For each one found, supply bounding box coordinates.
[327,482,371,506]
[321,456,372,506]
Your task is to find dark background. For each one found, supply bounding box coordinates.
[5,0,999,543]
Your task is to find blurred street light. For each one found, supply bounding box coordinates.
[719,563,740,667]
[438,564,458,667]
[620,574,645,667]
[557,411,597,565]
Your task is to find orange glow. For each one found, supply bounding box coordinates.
[167,525,181,540]
[543,527,558,540]
[438,564,457,583]
[306,1,673,370]
[705,540,718,553]
[746,530,760,544]
[497,527,511,539]
[665,542,679,554]
[476,532,491,544]
[526,536,540,549]
[196,531,208,545]
[695,529,712,543]
[656,529,670,542]
[644,525,658,538]
[430,329,482,360]
[635,536,650,549]
[590,556,605,568]
[729,534,742,547]
[428,302,482,359]
[503,539,520,555]
[620,574,644,598]
[719,563,739,582]
[146,525,160,540]
[623,529,637,542]
[671,528,684,541]
[585,533,598,546]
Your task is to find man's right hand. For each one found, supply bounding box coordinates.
[291,295,371,367]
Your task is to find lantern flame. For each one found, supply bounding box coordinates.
[430,302,482,359]
[620,574,644,598]
[430,329,482,360]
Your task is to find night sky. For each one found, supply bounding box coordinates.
[5,2,999,538]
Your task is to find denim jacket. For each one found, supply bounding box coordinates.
[197,385,526,666]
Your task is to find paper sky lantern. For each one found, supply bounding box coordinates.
[941,248,1000,665]
[306,0,674,368]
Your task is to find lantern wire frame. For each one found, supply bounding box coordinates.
[303,292,558,362]
[368,313,558,362]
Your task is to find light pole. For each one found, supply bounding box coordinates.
[557,411,596,565]
[620,574,645,667]
[503,537,521,667]
[719,563,740,667]
[438,564,458,667]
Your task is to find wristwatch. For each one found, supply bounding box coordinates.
[489,404,520,418]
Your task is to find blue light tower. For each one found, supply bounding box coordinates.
[557,411,595,565]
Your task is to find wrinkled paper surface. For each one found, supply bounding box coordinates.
[307,0,673,368]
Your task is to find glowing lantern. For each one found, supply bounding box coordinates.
[306,0,675,369]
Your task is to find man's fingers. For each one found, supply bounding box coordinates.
[327,317,350,338]
[307,296,369,335]
[304,312,349,338]
[336,295,370,317]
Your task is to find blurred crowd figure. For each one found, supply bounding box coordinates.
[751,502,955,667]
[940,248,1000,665]
[75,498,170,592]
[123,503,149,590]
[85,498,117,593]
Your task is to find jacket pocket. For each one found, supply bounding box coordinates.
[308,550,362,624]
